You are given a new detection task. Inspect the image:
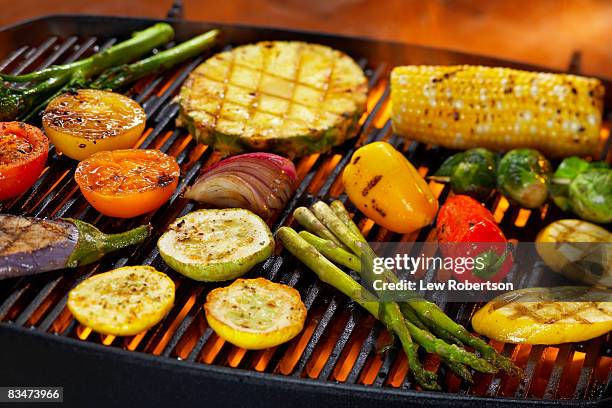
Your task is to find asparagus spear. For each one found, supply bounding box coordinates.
[0,23,175,121]
[298,231,360,271]
[401,305,473,383]
[321,200,521,376]
[311,201,364,255]
[407,300,521,376]
[1,23,174,83]
[294,207,347,249]
[277,227,440,391]
[300,229,476,381]
[91,29,220,90]
[330,200,363,238]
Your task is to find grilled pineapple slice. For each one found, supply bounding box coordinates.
[472,287,612,344]
[67,266,175,336]
[177,41,368,157]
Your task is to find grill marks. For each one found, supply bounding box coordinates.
[1,31,611,404]
[361,174,382,196]
[0,215,73,256]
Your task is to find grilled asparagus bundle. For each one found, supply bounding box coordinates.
[390,65,605,158]
[277,200,520,391]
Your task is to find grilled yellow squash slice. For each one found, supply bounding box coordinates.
[204,278,307,350]
[536,219,612,287]
[67,266,175,336]
[177,41,368,157]
[472,287,612,344]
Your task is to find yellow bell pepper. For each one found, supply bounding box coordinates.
[342,141,438,233]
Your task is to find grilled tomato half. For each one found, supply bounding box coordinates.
[472,286,612,344]
[67,266,175,336]
[75,149,179,218]
[204,278,307,349]
[0,122,48,201]
[43,89,146,160]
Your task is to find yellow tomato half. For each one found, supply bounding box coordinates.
[43,89,146,160]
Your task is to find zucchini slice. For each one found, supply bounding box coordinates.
[177,41,368,157]
[204,278,307,349]
[158,209,274,281]
[67,266,175,336]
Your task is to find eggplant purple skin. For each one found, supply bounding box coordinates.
[0,214,78,280]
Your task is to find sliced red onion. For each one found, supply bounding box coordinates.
[185,153,297,219]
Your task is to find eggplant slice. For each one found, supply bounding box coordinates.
[0,214,79,279]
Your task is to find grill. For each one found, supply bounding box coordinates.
[1,14,611,408]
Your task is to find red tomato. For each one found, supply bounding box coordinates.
[437,195,512,283]
[0,122,49,201]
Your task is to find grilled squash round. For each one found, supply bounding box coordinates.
[204,278,307,349]
[157,209,274,281]
[472,286,612,344]
[177,41,368,157]
[67,266,175,336]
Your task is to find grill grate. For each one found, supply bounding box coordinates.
[1,21,611,405]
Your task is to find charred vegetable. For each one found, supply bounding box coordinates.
[551,157,611,223]
[204,278,307,349]
[536,219,612,287]
[184,153,297,219]
[0,24,173,121]
[390,65,604,158]
[157,209,274,281]
[342,142,438,233]
[43,90,146,160]
[0,214,150,280]
[277,200,521,390]
[437,195,512,283]
[67,265,175,336]
[0,122,48,201]
[569,169,612,223]
[472,287,612,344]
[497,148,552,208]
[431,148,498,200]
[177,41,367,157]
[0,25,219,122]
[75,149,179,218]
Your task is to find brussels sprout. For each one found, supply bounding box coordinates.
[433,148,497,200]
[497,148,552,208]
[551,157,610,212]
[568,169,612,224]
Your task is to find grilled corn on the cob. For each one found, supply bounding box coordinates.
[178,41,368,157]
[391,65,605,157]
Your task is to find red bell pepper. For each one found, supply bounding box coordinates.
[437,195,512,283]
